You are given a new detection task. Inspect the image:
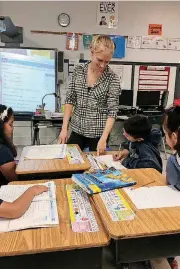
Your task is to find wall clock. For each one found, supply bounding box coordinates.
[58,13,70,27]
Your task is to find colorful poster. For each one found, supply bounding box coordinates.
[97,1,118,29]
[83,34,92,49]
[127,36,142,49]
[138,65,170,91]
[66,33,79,51]
[99,189,135,221]
[168,38,180,51]
[110,35,125,58]
[148,24,162,35]
[66,184,99,232]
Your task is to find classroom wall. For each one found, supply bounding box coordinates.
[1,1,180,63]
[1,1,180,145]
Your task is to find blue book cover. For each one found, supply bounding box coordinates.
[72,168,136,194]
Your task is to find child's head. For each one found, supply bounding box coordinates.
[123,115,152,142]
[162,106,180,155]
[0,105,14,139]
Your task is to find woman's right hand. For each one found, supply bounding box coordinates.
[113,149,129,161]
[58,128,68,144]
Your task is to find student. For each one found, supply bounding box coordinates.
[162,106,180,189]
[161,106,180,269]
[0,105,18,185]
[0,185,48,219]
[113,115,163,173]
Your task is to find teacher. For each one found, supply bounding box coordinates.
[58,35,121,155]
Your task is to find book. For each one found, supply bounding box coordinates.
[72,168,136,194]
[0,182,59,233]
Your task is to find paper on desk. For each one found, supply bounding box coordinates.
[96,155,126,170]
[125,186,180,209]
[0,200,59,233]
[0,182,56,203]
[24,144,67,159]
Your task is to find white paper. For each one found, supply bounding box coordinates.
[0,182,56,203]
[127,36,142,49]
[109,64,132,90]
[155,37,168,50]
[24,144,67,159]
[96,155,126,170]
[125,186,180,209]
[97,1,118,29]
[66,146,84,164]
[0,182,59,233]
[168,38,180,51]
[141,36,156,49]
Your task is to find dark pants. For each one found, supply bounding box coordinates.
[67,131,100,151]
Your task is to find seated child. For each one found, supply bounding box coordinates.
[162,105,180,189]
[0,185,47,219]
[113,115,162,173]
[161,106,180,269]
[0,105,18,185]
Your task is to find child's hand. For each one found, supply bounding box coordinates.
[113,150,129,161]
[29,185,48,196]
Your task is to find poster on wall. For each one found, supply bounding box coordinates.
[127,36,142,49]
[141,36,157,49]
[138,66,170,91]
[155,37,168,50]
[66,33,79,51]
[83,35,92,49]
[110,35,125,58]
[148,24,162,35]
[97,1,118,29]
[168,38,180,51]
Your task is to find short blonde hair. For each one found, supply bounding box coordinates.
[90,35,115,54]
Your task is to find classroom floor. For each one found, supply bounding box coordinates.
[16,146,179,269]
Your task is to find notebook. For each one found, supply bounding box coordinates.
[24,144,67,159]
[0,182,59,232]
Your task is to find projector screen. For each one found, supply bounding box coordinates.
[0,47,57,112]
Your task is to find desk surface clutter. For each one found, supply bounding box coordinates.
[16,144,90,175]
[0,179,109,257]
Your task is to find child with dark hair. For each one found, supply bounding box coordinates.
[0,105,18,185]
[0,104,48,219]
[161,106,180,269]
[162,106,180,189]
[113,115,162,173]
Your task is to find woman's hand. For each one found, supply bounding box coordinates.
[97,137,107,156]
[58,128,68,144]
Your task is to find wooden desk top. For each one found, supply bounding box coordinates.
[92,168,180,240]
[0,179,109,257]
[16,144,90,175]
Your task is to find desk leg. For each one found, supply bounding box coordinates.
[33,127,40,145]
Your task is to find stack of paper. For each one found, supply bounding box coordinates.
[96,155,126,170]
[125,186,180,209]
[24,144,67,159]
[0,182,59,232]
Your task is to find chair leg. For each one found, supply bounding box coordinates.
[161,137,168,160]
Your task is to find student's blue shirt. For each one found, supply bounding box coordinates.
[0,143,14,186]
[122,128,163,173]
[166,154,180,190]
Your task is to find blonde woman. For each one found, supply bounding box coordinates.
[58,35,121,155]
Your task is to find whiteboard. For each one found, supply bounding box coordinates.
[109,64,132,90]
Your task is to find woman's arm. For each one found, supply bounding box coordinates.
[0,185,48,219]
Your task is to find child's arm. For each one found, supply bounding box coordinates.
[0,161,18,182]
[0,185,48,219]
[113,149,129,161]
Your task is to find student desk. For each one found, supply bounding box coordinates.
[0,179,109,269]
[92,168,180,269]
[16,145,90,180]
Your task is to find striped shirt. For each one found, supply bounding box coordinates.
[65,62,121,138]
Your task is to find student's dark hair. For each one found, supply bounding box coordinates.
[124,115,152,139]
[0,104,17,157]
[162,105,180,156]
